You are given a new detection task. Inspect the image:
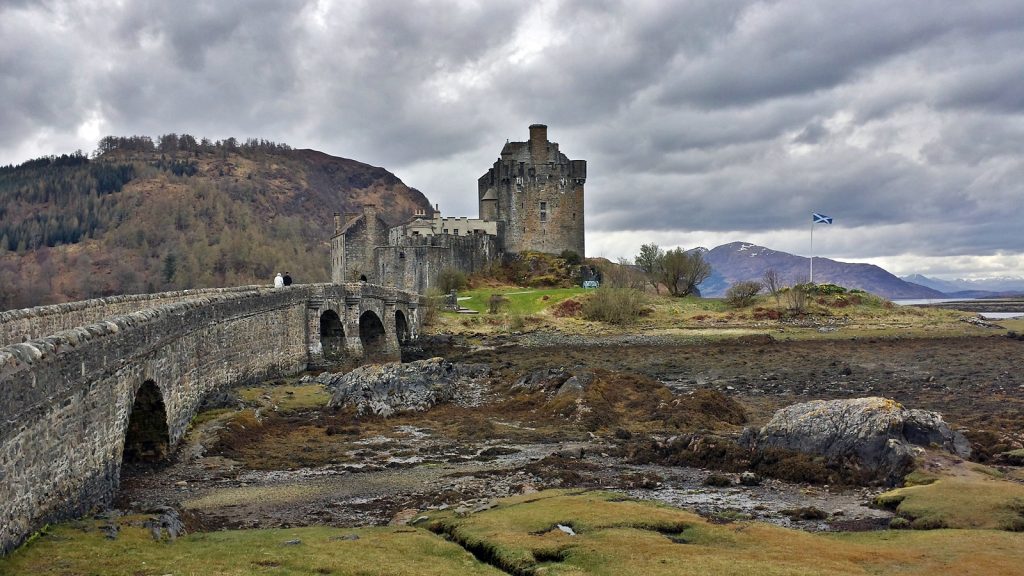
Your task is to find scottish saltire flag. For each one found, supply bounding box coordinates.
[813,213,833,224]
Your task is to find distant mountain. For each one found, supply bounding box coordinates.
[698,242,946,299]
[0,136,432,309]
[900,274,962,294]
[900,274,1024,296]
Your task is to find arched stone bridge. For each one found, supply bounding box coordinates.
[0,283,421,554]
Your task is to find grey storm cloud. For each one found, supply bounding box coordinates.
[1,0,1023,278]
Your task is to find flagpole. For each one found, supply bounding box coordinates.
[810,217,814,284]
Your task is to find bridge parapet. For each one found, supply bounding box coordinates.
[0,285,267,348]
[0,282,425,554]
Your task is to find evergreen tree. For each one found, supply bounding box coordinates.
[162,253,178,286]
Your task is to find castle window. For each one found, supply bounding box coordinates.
[443,229,448,234]
[453,229,459,235]
[540,201,547,223]
[399,252,405,259]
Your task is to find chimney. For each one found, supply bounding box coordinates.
[333,212,341,234]
[529,124,548,165]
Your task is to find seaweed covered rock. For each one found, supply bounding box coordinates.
[745,397,970,485]
[319,358,489,416]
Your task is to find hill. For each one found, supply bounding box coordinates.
[0,136,431,310]
[698,242,945,299]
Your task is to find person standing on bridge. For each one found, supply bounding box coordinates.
[274,272,284,288]
[283,272,293,286]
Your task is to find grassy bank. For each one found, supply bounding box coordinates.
[6,491,1024,575]
[431,284,999,341]
[0,520,503,576]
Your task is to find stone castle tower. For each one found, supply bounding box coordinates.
[331,124,586,293]
[477,124,586,256]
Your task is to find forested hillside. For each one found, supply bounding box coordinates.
[0,135,432,310]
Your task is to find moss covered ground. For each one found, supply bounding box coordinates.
[7,491,1024,575]
[0,520,503,576]
[874,459,1024,531]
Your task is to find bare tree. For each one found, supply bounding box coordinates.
[763,268,782,306]
[602,258,646,289]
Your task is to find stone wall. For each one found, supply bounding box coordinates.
[333,208,390,284]
[375,234,501,293]
[0,283,422,554]
[0,286,265,347]
[0,288,310,554]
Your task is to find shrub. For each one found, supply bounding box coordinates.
[508,314,526,331]
[782,284,809,312]
[552,298,583,318]
[559,249,582,266]
[437,268,467,293]
[725,280,762,308]
[599,258,647,289]
[527,274,562,287]
[488,293,508,314]
[811,283,847,295]
[889,517,912,529]
[420,288,443,326]
[582,287,646,325]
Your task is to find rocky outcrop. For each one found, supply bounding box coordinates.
[745,397,970,485]
[319,358,490,417]
[511,367,595,396]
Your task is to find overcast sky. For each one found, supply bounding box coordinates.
[2,0,1023,279]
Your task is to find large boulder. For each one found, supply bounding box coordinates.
[318,358,489,417]
[746,397,970,485]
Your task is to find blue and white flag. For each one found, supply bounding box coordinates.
[812,213,833,224]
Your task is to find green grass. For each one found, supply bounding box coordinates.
[874,467,1024,530]
[238,383,331,411]
[0,521,503,576]
[7,491,1024,575]
[450,286,587,315]
[431,285,995,341]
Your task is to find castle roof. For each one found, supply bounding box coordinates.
[337,213,364,235]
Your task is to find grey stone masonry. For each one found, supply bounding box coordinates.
[0,283,421,555]
[0,286,265,348]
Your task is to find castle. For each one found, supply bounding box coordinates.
[331,124,586,293]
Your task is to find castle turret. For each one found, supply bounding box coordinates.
[529,124,548,165]
[478,125,585,257]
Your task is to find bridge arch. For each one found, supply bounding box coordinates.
[359,310,388,357]
[122,380,170,464]
[0,282,424,553]
[319,309,345,361]
[395,309,411,344]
